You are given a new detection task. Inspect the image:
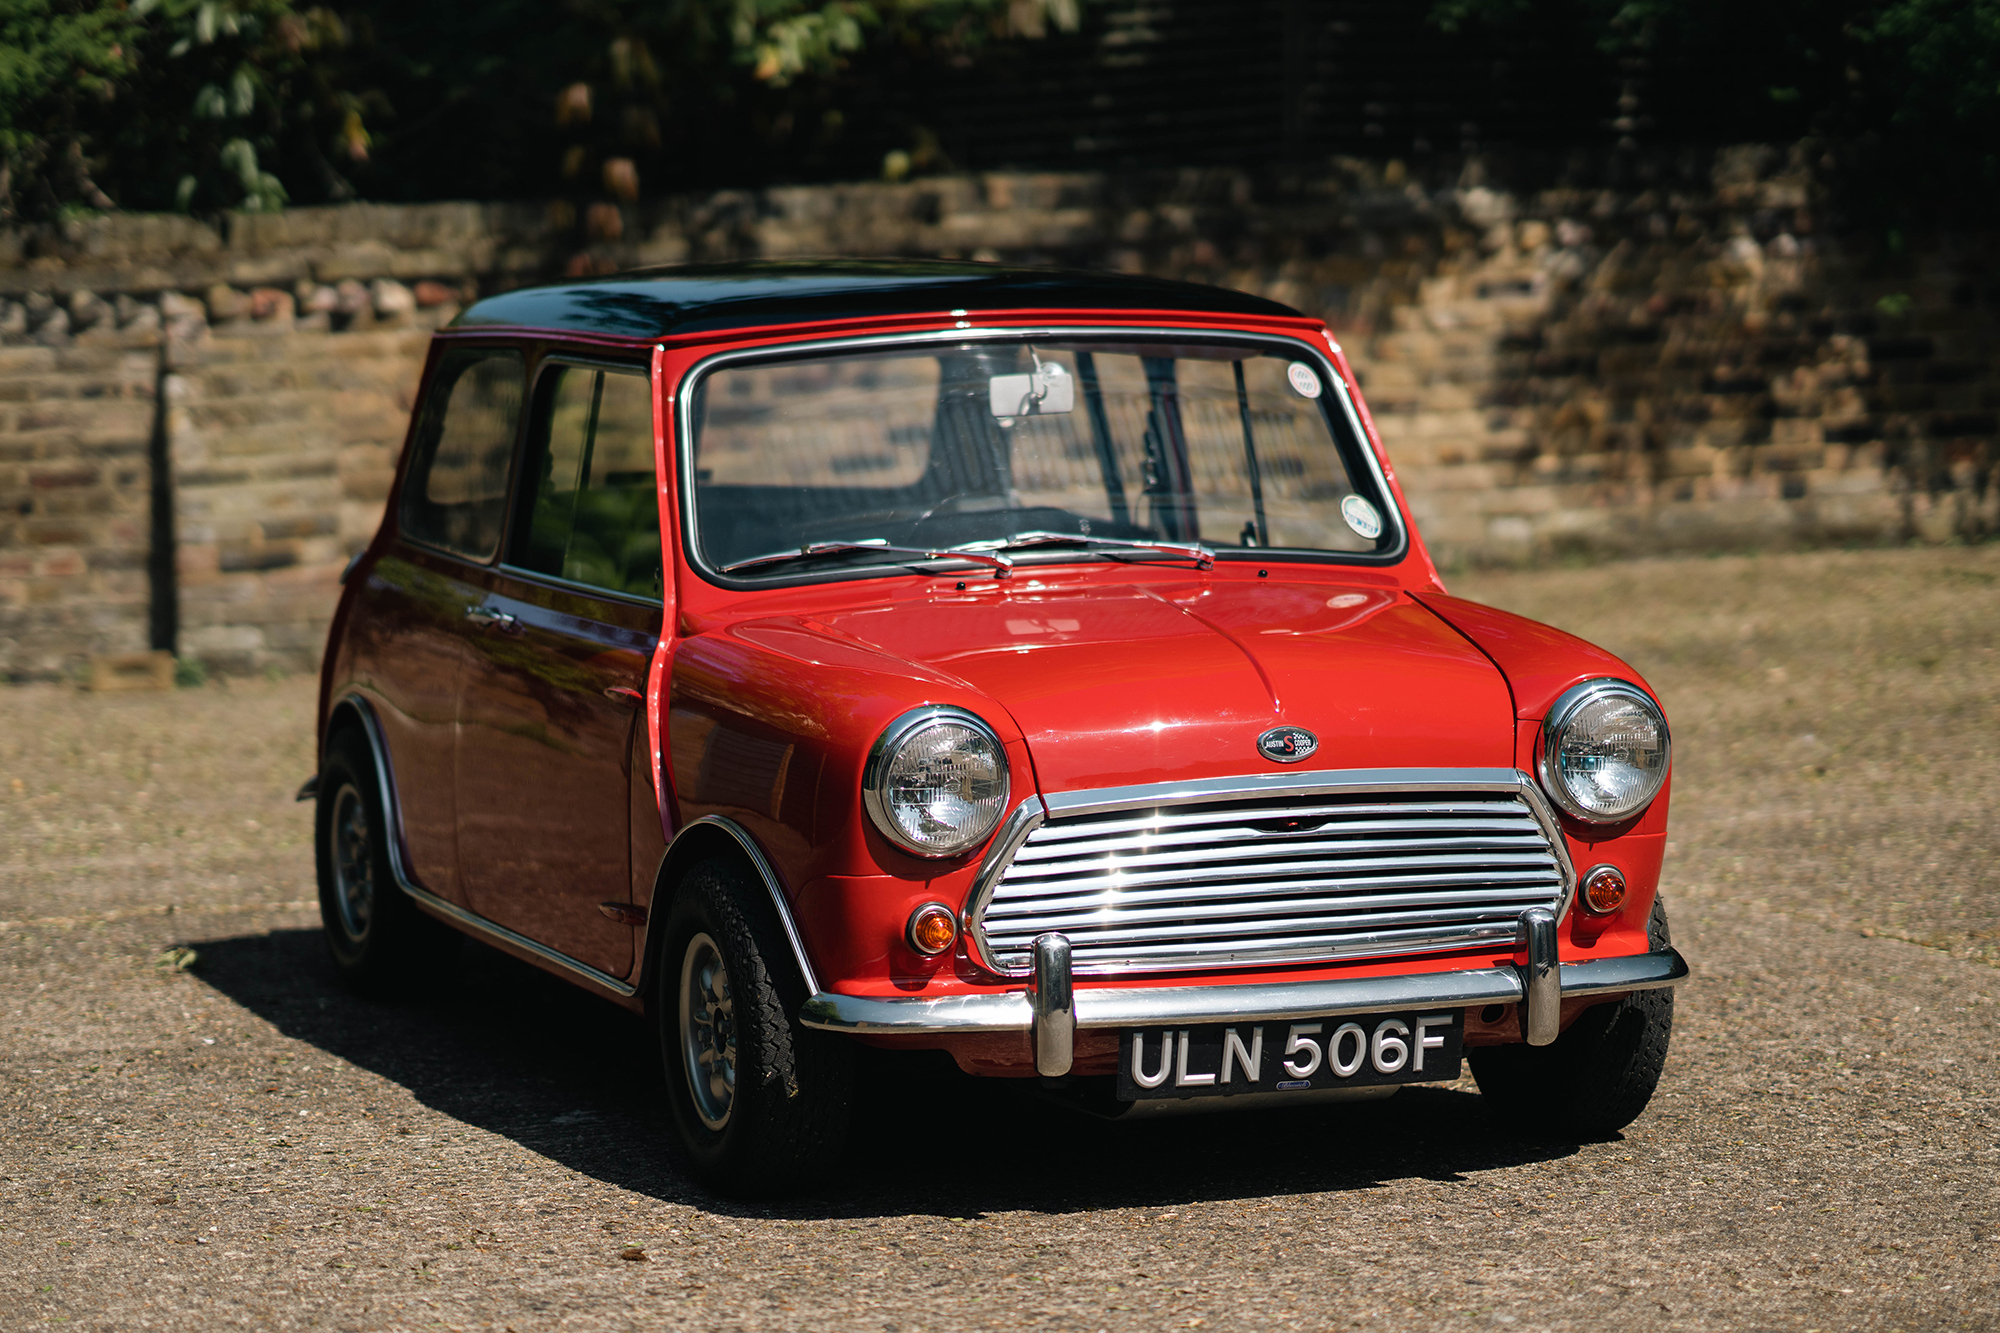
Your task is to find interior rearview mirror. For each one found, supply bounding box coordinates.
[989,362,1075,420]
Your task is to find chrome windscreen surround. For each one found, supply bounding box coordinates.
[962,768,1576,979]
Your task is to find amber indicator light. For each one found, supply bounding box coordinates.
[906,902,959,956]
[1581,865,1628,915]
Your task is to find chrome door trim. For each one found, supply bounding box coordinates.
[960,768,1579,979]
[796,946,1689,1035]
[330,691,640,1001]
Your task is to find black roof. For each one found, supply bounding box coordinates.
[452,259,1303,340]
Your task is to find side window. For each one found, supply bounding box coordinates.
[400,350,525,562]
[511,365,660,599]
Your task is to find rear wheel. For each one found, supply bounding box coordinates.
[1469,898,1675,1138]
[314,728,457,992]
[659,857,853,1195]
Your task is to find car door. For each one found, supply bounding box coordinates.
[452,358,661,978]
[351,345,526,903]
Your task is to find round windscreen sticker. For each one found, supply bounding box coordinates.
[1286,362,1322,398]
[1341,495,1384,540]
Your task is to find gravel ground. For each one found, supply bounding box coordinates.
[2,545,1997,1332]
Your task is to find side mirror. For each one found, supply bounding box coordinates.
[989,361,1074,421]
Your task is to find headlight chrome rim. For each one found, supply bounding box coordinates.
[1537,678,1671,824]
[863,706,1010,858]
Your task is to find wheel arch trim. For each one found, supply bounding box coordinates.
[639,815,822,1006]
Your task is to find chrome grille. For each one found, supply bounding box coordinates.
[970,777,1570,977]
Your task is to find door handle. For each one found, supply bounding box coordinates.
[603,686,644,708]
[463,605,517,629]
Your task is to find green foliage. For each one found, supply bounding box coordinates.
[734,0,1080,84]
[1431,0,2000,154]
[1859,0,2000,134]
[0,1,143,213]
[0,0,1079,220]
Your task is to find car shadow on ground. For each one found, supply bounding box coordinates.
[191,928,1588,1220]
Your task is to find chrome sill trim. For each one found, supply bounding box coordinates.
[796,948,1688,1035]
[400,880,639,999]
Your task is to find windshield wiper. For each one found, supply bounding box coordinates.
[952,530,1214,570]
[719,539,1014,578]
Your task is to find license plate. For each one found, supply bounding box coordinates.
[1115,1010,1463,1101]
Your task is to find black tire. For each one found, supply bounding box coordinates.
[1469,898,1675,1139]
[314,727,458,992]
[659,857,854,1196]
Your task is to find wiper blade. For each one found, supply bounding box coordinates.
[719,539,1013,577]
[953,530,1214,570]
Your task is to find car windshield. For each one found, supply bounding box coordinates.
[686,338,1393,576]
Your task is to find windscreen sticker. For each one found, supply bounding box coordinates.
[1341,495,1384,540]
[1286,362,1322,399]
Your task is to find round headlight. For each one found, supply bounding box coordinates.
[863,707,1010,857]
[1538,679,1670,823]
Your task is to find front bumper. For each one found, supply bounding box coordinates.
[799,910,1689,1078]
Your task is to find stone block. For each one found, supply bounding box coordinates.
[88,649,174,691]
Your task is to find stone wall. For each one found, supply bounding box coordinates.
[0,276,449,679]
[2,149,1995,678]
[0,326,162,679]
[166,321,431,673]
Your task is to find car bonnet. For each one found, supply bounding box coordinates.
[805,573,1516,793]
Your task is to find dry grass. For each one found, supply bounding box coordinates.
[0,676,317,927]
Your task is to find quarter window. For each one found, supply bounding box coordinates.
[400,349,525,562]
[510,365,660,599]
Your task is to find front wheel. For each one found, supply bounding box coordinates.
[659,858,854,1195]
[1469,898,1676,1138]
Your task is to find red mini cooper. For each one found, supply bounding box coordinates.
[307,261,1687,1193]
